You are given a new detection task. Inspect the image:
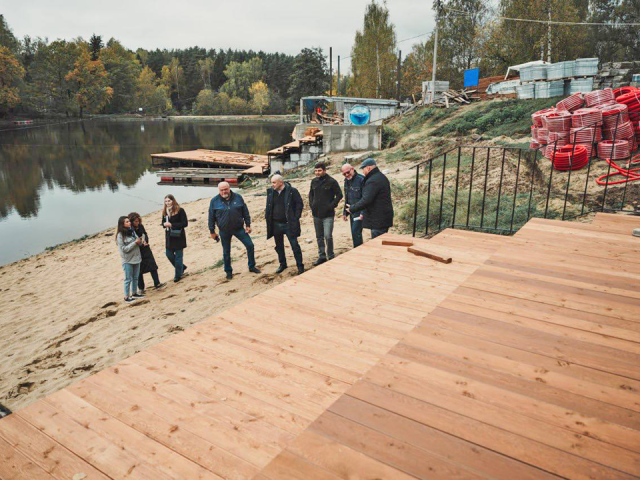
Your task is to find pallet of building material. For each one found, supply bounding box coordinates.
[407,246,452,264]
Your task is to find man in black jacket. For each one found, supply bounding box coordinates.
[341,163,365,247]
[266,174,305,274]
[209,182,261,280]
[309,162,343,265]
[347,158,394,239]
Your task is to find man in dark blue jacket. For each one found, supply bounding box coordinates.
[341,163,365,247]
[209,182,261,280]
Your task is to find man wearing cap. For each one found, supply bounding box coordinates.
[209,182,261,280]
[346,158,394,239]
[309,162,343,266]
[341,163,365,247]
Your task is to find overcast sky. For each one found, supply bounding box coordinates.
[3,0,436,67]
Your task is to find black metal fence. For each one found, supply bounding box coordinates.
[410,108,640,237]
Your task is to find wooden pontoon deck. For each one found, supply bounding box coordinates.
[151,149,269,175]
[1,214,639,479]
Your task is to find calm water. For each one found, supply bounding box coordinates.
[0,120,294,266]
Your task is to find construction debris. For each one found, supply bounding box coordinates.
[407,246,453,264]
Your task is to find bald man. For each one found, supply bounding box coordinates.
[208,181,260,280]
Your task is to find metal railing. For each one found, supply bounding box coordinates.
[410,110,639,237]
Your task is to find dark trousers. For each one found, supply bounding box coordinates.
[371,227,389,239]
[274,222,304,268]
[138,269,160,291]
[219,228,256,273]
[165,248,184,281]
[313,216,335,260]
[350,216,364,248]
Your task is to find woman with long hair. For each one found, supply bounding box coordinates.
[128,212,165,293]
[115,215,144,303]
[162,194,189,282]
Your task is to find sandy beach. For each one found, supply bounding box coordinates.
[0,155,396,412]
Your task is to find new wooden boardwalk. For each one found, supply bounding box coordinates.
[262,213,640,479]
[0,230,504,479]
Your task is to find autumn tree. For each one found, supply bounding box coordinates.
[65,49,113,117]
[351,1,397,98]
[89,34,103,61]
[0,46,25,113]
[287,47,329,108]
[220,57,264,101]
[401,40,431,98]
[588,0,640,63]
[193,88,216,114]
[198,57,214,89]
[161,57,185,106]
[249,80,269,115]
[100,39,141,113]
[0,15,19,53]
[136,66,172,114]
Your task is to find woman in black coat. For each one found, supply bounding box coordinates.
[129,212,165,292]
[162,194,189,282]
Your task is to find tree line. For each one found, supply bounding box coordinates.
[0,15,329,117]
[1,0,639,117]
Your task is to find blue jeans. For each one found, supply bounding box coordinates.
[165,248,184,280]
[219,228,256,273]
[313,216,335,260]
[350,216,364,248]
[371,228,389,239]
[123,262,140,297]
[273,222,304,268]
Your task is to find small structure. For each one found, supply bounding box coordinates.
[299,96,400,126]
[150,149,268,184]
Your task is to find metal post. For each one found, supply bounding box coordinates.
[431,21,438,104]
[509,150,522,234]
[412,165,420,236]
[480,148,490,228]
[581,125,597,215]
[439,153,447,231]
[466,148,476,228]
[452,147,462,228]
[602,113,620,212]
[544,140,557,218]
[426,160,433,235]
[562,142,577,220]
[527,148,539,220]
[329,47,333,96]
[337,55,341,96]
[495,149,507,230]
[397,50,402,102]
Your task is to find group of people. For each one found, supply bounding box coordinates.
[115,157,393,302]
[208,157,393,279]
[115,194,188,303]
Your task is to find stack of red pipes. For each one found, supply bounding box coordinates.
[530,87,640,170]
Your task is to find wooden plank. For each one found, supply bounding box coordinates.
[259,450,339,480]
[17,401,171,479]
[408,246,452,263]
[0,414,108,479]
[381,239,414,247]
[327,395,556,480]
[44,389,220,479]
[0,437,52,480]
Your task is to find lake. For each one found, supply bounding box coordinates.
[0,119,295,266]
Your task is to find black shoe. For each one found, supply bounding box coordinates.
[132,293,145,298]
[154,282,166,289]
[124,296,135,303]
[297,265,305,274]
[183,265,188,272]
[313,258,326,267]
[173,277,181,283]
[226,272,233,280]
[275,265,287,274]
[249,267,261,274]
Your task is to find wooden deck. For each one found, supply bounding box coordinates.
[0,230,504,479]
[150,149,268,175]
[262,213,640,479]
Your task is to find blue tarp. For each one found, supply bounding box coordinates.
[464,68,480,88]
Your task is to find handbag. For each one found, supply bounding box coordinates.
[169,229,182,238]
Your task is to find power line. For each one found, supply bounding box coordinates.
[339,29,434,61]
[445,7,640,27]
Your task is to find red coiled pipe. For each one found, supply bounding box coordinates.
[556,93,584,113]
[544,112,572,132]
[572,108,603,128]
[546,144,589,171]
[584,88,615,107]
[597,139,631,160]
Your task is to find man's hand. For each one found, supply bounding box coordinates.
[245,226,252,234]
[210,232,219,241]
[342,215,348,222]
[345,204,351,214]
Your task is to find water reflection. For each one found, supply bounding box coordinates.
[0,120,293,220]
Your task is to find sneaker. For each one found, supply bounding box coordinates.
[275,264,287,274]
[633,228,640,237]
[154,282,166,289]
[139,289,145,295]
[249,267,261,274]
[173,277,181,283]
[226,272,233,280]
[124,297,135,303]
[132,293,145,298]
[297,265,305,274]
[312,258,326,267]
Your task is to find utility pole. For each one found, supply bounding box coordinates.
[337,55,341,96]
[397,50,402,102]
[547,8,552,63]
[329,47,333,96]
[431,21,439,104]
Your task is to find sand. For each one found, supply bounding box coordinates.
[0,161,373,412]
